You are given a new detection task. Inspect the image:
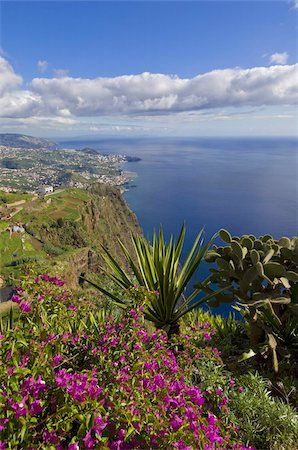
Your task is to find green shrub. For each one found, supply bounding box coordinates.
[0,274,254,450]
[201,230,298,373]
[43,240,65,256]
[177,326,298,450]
[230,372,298,450]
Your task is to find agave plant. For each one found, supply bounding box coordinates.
[84,225,224,335]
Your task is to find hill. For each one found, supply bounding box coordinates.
[0,133,57,149]
[0,183,140,289]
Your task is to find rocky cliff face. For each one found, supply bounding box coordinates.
[29,183,141,287]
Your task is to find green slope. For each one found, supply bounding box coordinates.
[0,183,140,286]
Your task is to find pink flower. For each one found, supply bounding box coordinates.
[51,353,64,367]
[21,376,47,397]
[43,430,59,444]
[20,301,31,313]
[93,415,108,435]
[29,400,43,415]
[207,412,217,426]
[82,431,96,449]
[142,378,150,389]
[0,442,7,450]
[207,431,222,444]
[10,400,28,418]
[68,305,78,312]
[153,374,165,388]
[215,387,223,396]
[11,293,21,304]
[170,417,183,431]
[202,331,211,341]
[173,441,192,450]
[68,444,79,450]
[0,419,8,433]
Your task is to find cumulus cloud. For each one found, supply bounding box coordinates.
[37,60,49,73]
[0,56,23,96]
[29,65,298,117]
[269,52,289,65]
[0,56,297,121]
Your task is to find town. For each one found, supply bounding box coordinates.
[0,145,135,193]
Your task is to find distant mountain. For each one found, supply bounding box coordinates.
[0,133,57,149]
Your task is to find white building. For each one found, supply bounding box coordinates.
[12,225,25,233]
[38,185,53,194]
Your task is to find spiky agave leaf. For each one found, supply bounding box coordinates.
[84,225,222,332]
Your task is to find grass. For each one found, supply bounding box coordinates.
[0,190,33,205]
[0,220,9,231]
[0,231,47,271]
[11,189,87,225]
[0,185,140,283]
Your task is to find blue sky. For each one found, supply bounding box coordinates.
[0,1,297,138]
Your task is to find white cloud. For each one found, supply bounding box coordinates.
[0,116,78,132]
[269,52,289,65]
[0,56,23,96]
[0,91,42,118]
[30,65,298,117]
[37,60,49,73]
[291,0,298,9]
[0,56,297,124]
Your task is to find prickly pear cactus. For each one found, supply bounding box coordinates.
[205,230,298,305]
[203,230,298,372]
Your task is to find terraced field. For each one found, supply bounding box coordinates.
[0,184,140,285]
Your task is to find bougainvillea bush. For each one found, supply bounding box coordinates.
[0,274,256,449]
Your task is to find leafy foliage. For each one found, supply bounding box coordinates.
[230,372,298,450]
[85,225,225,334]
[201,230,298,372]
[0,274,255,449]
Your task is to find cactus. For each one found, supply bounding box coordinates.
[200,230,298,373]
[219,228,232,243]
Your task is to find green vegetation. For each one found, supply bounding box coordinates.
[85,225,226,335]
[0,184,297,449]
[201,230,298,373]
[0,220,9,231]
[0,184,140,286]
[0,232,46,277]
[0,274,297,449]
[0,157,34,170]
[0,190,33,204]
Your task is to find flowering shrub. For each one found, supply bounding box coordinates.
[0,275,254,449]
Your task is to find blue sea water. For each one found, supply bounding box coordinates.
[61,137,298,315]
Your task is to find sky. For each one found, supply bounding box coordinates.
[0,0,297,138]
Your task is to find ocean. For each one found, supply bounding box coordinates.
[60,137,298,315]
